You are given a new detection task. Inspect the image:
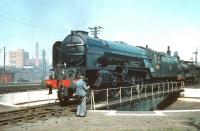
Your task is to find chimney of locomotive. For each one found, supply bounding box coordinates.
[167,46,171,56]
[146,45,148,49]
[71,30,75,35]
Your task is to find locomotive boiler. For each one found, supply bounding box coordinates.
[45,30,184,106]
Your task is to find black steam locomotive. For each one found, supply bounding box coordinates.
[44,30,198,105]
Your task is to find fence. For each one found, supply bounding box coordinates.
[90,81,185,110]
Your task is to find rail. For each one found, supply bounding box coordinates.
[90,81,185,110]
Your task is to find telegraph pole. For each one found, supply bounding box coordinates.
[3,46,6,83]
[88,26,103,38]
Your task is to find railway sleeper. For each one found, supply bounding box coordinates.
[0,114,7,118]
[25,113,36,118]
[0,119,10,126]
[49,110,56,116]
[37,111,48,118]
[11,116,25,123]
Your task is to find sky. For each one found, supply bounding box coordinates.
[0,0,200,66]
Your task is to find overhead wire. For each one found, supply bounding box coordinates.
[0,12,67,33]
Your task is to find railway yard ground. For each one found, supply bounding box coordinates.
[0,83,42,94]
[0,83,200,131]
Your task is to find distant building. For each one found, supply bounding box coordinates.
[27,58,43,67]
[9,48,48,69]
[7,46,50,82]
[0,69,14,83]
[9,49,29,68]
[26,59,36,66]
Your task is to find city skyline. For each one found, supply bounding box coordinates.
[0,45,48,67]
[0,0,200,66]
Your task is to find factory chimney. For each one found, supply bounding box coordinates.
[35,42,39,67]
[167,46,171,56]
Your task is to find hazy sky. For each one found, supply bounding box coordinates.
[0,0,200,65]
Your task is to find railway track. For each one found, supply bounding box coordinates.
[0,102,76,126]
[0,82,197,126]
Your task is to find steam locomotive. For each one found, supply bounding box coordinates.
[44,30,198,106]
[181,61,200,83]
